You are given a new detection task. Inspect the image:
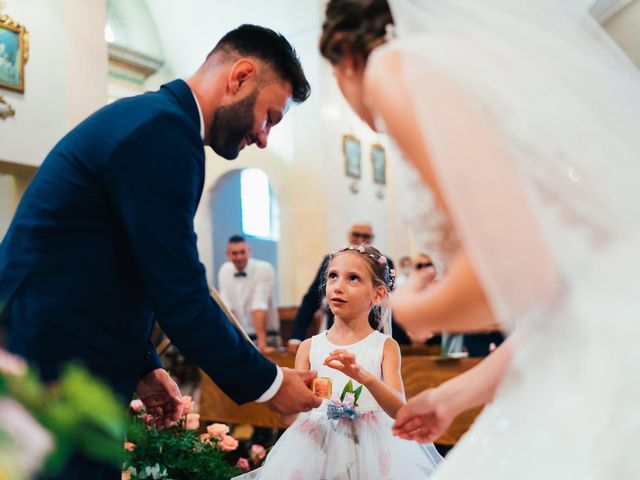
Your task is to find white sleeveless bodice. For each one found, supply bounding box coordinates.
[309,330,388,411]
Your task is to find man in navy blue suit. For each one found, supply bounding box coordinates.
[0,25,320,478]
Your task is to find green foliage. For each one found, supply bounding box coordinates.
[2,363,128,474]
[124,415,240,480]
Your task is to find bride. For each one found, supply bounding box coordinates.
[320,0,640,477]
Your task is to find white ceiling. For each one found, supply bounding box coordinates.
[143,0,323,77]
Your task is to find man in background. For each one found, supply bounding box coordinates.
[219,235,281,353]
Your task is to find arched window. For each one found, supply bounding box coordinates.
[241,169,279,240]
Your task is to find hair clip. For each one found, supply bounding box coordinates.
[384,23,396,42]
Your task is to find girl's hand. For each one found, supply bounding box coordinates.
[324,349,367,383]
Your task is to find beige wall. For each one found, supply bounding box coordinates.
[0,0,107,236]
[604,0,640,68]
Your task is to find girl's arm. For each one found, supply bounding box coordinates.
[324,338,405,419]
[279,338,313,425]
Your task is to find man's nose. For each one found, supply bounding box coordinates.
[256,127,271,149]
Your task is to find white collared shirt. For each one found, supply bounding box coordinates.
[189,87,205,140]
[218,259,280,335]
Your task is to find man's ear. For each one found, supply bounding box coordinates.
[227,59,257,95]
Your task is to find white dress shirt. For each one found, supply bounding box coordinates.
[218,258,280,335]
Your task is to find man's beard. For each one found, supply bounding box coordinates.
[207,89,258,160]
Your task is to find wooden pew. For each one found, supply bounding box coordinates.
[199,351,482,446]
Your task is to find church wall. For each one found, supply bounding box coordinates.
[0,0,107,236]
[0,0,107,167]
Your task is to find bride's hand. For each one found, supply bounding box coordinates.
[392,387,455,443]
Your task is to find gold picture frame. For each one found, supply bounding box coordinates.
[0,9,29,93]
[342,134,361,179]
[371,143,386,185]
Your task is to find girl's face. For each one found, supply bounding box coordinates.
[332,59,377,132]
[326,253,385,322]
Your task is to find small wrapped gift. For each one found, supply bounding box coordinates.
[312,377,332,399]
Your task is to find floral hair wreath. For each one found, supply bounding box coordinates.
[329,245,396,291]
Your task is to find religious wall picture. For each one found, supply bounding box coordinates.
[371,143,386,185]
[343,134,361,179]
[0,11,29,93]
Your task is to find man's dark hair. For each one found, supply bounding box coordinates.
[210,24,310,103]
[228,235,246,244]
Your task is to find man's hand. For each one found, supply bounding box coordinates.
[392,387,455,443]
[265,368,322,414]
[136,368,183,430]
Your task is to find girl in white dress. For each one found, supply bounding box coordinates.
[234,245,442,479]
[320,0,640,478]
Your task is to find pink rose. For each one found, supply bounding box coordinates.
[123,441,136,452]
[206,423,230,440]
[250,444,266,462]
[200,433,211,443]
[236,457,250,472]
[185,413,200,430]
[181,395,193,415]
[129,399,145,413]
[218,434,239,452]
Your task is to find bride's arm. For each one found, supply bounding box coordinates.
[392,336,514,443]
[364,49,560,335]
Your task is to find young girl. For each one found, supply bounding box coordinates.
[234,245,442,479]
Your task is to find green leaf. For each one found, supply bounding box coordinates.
[340,380,354,401]
[352,385,363,405]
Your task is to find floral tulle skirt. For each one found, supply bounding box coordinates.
[233,409,442,480]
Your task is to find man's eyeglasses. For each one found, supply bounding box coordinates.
[351,232,373,241]
[415,262,434,270]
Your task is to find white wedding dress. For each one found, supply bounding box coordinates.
[375,1,640,478]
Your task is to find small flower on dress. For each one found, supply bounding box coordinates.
[290,471,305,480]
[297,418,321,436]
[342,392,356,408]
[236,457,250,472]
[379,447,391,476]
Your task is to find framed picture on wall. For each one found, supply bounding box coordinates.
[371,143,386,185]
[0,11,29,93]
[343,134,362,179]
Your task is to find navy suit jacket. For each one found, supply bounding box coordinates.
[0,80,276,404]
